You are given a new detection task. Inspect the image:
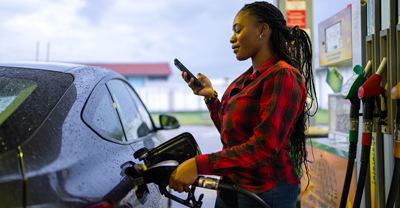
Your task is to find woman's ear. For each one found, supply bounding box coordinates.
[259,23,270,40]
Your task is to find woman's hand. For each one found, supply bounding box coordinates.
[182,72,214,99]
[169,158,199,193]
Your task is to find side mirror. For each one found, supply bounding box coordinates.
[159,114,180,130]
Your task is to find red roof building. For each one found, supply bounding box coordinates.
[83,63,171,76]
[79,63,171,87]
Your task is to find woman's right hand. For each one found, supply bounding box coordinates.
[182,72,214,99]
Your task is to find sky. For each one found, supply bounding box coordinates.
[0,0,353,81]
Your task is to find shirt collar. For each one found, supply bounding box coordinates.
[244,53,279,79]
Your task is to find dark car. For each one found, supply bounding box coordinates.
[0,62,179,208]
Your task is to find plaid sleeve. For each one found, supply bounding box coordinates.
[206,98,221,133]
[197,69,305,175]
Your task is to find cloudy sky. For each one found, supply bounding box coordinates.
[0,0,353,81]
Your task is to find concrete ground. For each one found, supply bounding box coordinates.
[158,125,222,208]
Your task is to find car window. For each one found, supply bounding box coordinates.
[82,85,125,142]
[127,85,154,132]
[0,78,37,125]
[0,67,74,154]
[106,80,151,140]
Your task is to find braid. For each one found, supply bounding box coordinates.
[240,2,319,187]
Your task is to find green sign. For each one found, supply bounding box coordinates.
[326,66,343,93]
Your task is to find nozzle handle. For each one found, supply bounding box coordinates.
[194,176,271,208]
[162,185,203,208]
[391,82,400,100]
[376,57,387,76]
[363,60,372,77]
[358,74,386,99]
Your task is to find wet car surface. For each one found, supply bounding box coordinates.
[0,62,179,208]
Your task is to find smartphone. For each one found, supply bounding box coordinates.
[174,58,202,87]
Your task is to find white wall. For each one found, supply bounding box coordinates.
[136,79,229,113]
[138,68,358,113]
[139,68,357,113]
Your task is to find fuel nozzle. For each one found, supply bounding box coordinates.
[123,162,150,205]
[358,58,388,128]
[339,64,367,208]
[341,64,367,100]
[126,133,205,208]
[143,160,178,186]
[340,64,366,138]
[358,58,387,100]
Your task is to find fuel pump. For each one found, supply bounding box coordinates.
[339,63,368,208]
[385,82,400,208]
[353,58,387,208]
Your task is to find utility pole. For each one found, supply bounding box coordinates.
[46,42,50,62]
[36,42,39,61]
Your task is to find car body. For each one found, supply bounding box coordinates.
[0,62,179,208]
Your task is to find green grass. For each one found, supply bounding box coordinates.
[316,109,328,124]
[151,111,214,126]
[151,109,329,126]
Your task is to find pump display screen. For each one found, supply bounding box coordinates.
[325,22,342,53]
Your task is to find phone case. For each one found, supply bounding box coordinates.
[174,58,202,87]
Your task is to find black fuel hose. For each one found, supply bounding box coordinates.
[194,177,271,208]
[386,158,400,208]
[353,145,371,208]
[386,100,400,208]
[353,97,374,208]
[339,98,360,208]
[339,141,357,208]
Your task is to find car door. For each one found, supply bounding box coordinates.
[80,78,163,208]
[17,77,140,208]
[104,79,165,207]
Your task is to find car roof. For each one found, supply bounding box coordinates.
[0,61,85,73]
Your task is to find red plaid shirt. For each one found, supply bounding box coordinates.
[195,53,306,193]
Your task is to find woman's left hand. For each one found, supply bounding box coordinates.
[169,158,199,193]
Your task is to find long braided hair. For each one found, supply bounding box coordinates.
[239,2,318,185]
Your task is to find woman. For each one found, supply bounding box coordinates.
[169,2,317,208]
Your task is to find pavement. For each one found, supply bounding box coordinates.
[158,125,222,208]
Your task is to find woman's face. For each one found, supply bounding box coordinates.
[230,12,265,61]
